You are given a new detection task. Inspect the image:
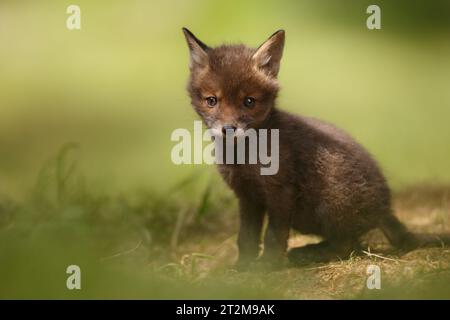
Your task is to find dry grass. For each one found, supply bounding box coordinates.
[161,185,450,299]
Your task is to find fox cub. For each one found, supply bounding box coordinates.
[182,28,450,269]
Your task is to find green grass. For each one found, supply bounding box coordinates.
[0,146,449,299]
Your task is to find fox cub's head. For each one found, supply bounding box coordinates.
[182,28,285,136]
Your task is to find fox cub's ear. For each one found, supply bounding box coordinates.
[252,30,285,77]
[182,28,209,69]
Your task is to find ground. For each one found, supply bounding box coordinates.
[0,158,449,298]
[128,184,450,299]
[100,185,450,299]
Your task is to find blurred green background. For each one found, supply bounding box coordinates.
[1,0,450,199]
[1,0,450,299]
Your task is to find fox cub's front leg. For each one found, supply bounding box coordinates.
[236,198,265,269]
[259,191,293,267]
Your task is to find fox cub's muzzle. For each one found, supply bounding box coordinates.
[222,124,237,135]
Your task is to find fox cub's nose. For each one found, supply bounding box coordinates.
[222,125,237,135]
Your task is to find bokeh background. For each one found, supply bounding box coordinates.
[0,0,450,299]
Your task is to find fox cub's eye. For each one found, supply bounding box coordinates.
[206,96,217,107]
[243,97,256,108]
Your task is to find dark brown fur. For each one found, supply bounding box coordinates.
[182,28,450,269]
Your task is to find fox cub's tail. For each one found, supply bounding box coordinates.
[380,214,450,250]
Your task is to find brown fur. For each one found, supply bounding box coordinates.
[182,28,450,269]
